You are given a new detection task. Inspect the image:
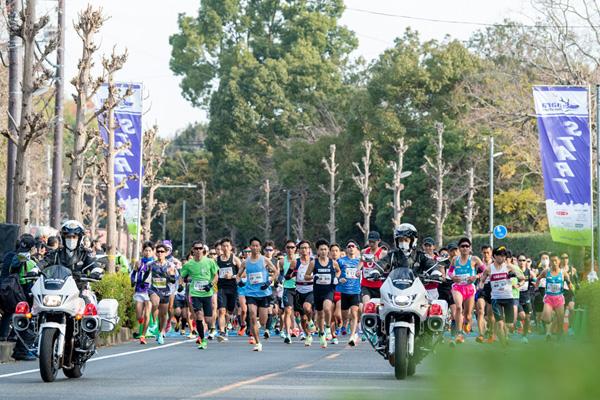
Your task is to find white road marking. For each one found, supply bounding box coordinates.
[0,339,194,379]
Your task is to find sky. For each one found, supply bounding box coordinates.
[41,0,532,138]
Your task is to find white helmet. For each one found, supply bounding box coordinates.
[393,223,418,256]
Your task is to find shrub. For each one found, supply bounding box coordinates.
[91,272,136,336]
[574,281,600,337]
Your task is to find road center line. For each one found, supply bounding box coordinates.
[0,339,194,379]
[326,353,340,359]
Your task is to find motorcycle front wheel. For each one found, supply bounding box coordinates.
[394,327,408,380]
[39,328,61,382]
[63,362,86,378]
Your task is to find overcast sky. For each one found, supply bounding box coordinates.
[43,0,530,138]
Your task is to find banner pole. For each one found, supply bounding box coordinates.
[596,84,599,275]
[134,83,143,264]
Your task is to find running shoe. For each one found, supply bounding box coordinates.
[449,338,456,348]
[139,336,146,345]
[341,327,348,336]
[331,337,338,345]
[521,336,529,344]
[237,327,246,336]
[320,334,327,348]
[456,333,464,344]
[180,329,186,335]
[188,331,197,339]
[361,334,367,342]
[198,339,207,350]
[299,331,306,341]
[476,335,485,343]
[335,328,341,336]
[308,320,316,333]
[165,322,171,333]
[218,332,229,342]
[305,335,313,346]
[348,334,357,347]
[264,330,270,339]
[207,328,216,340]
[157,333,164,345]
[284,335,292,344]
[175,321,181,332]
[227,322,233,331]
[253,343,262,352]
[280,331,286,339]
[196,336,202,344]
[517,327,523,335]
[291,329,299,338]
[487,335,496,344]
[357,326,363,335]
[133,332,140,339]
[464,324,471,334]
[249,336,256,345]
[325,327,333,340]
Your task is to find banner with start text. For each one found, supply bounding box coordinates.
[93,83,143,240]
[533,86,591,246]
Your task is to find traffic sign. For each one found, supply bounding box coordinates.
[494,225,507,239]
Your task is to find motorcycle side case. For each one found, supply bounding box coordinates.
[97,299,119,332]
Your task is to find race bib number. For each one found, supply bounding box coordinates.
[248,272,263,285]
[316,274,332,285]
[194,280,209,291]
[152,278,167,289]
[345,268,357,279]
[276,285,284,297]
[456,273,470,285]
[492,280,509,291]
[219,267,233,278]
[547,282,562,293]
[519,281,529,292]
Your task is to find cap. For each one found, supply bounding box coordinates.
[423,237,435,246]
[162,240,173,250]
[19,236,36,252]
[447,243,458,250]
[367,231,380,241]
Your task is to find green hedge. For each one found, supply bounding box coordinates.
[91,272,136,336]
[574,281,600,338]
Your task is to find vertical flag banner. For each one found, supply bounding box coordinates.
[533,86,591,246]
[93,83,143,239]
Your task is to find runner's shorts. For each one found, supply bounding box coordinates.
[191,296,213,317]
[133,292,150,303]
[245,295,270,309]
[217,287,237,313]
[360,286,380,300]
[340,293,360,310]
[491,298,514,322]
[295,291,314,315]
[543,294,565,310]
[314,290,335,311]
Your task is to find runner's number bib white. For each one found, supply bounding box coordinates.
[219,267,233,278]
[153,278,167,289]
[249,272,263,285]
[194,280,209,291]
[316,274,332,285]
[345,268,357,279]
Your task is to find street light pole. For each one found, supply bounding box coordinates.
[490,136,494,248]
[286,189,290,240]
[182,199,186,256]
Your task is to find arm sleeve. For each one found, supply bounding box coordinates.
[284,263,297,280]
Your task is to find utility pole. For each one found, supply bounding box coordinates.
[489,136,494,248]
[182,199,186,256]
[50,0,66,229]
[6,0,23,223]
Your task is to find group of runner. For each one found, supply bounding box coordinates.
[130,232,579,353]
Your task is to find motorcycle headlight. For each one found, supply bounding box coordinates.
[43,295,62,307]
[390,294,415,307]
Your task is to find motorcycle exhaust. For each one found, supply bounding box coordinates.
[13,315,29,331]
[362,314,379,330]
[427,316,445,332]
[81,316,99,333]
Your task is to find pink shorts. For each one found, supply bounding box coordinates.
[543,294,565,310]
[452,284,475,300]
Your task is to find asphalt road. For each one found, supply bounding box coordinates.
[0,330,586,400]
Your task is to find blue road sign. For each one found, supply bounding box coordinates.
[494,225,507,239]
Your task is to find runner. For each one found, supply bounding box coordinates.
[262,240,277,339]
[449,238,484,345]
[515,253,535,343]
[303,238,341,348]
[162,240,181,334]
[237,236,279,351]
[179,241,219,350]
[535,253,571,342]
[174,253,193,335]
[148,243,178,345]
[421,237,440,301]
[216,237,241,342]
[336,239,361,346]
[533,252,550,332]
[359,231,387,341]
[284,240,314,345]
[475,244,494,343]
[479,246,526,352]
[236,245,250,338]
[329,243,342,345]
[440,243,458,346]
[131,242,154,344]
[279,240,298,344]
[560,252,578,333]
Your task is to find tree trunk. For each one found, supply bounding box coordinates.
[352,141,373,244]
[465,167,476,243]
[320,144,342,243]
[105,90,117,273]
[386,138,411,227]
[292,185,307,240]
[200,181,206,245]
[261,179,271,240]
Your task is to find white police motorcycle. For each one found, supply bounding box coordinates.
[361,256,448,380]
[13,265,119,382]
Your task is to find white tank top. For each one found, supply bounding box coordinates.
[295,259,313,294]
[490,263,513,300]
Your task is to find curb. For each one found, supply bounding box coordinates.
[0,327,132,364]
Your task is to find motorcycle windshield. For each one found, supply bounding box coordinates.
[388,268,415,290]
[43,265,73,290]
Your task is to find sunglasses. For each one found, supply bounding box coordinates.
[561,256,569,259]
[517,258,527,262]
[264,248,274,252]
[243,250,251,253]
[156,250,166,254]
[193,247,203,250]
[440,253,449,257]
[527,260,532,263]
[347,244,356,248]
[286,246,296,249]
[460,244,470,248]
[209,252,216,256]
[299,247,310,250]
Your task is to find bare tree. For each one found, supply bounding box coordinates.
[292,184,308,240]
[141,125,170,243]
[1,1,58,233]
[422,123,451,248]
[199,181,206,245]
[319,145,342,243]
[84,164,104,239]
[259,179,271,240]
[352,141,373,244]
[97,51,135,273]
[464,167,478,242]
[386,138,412,227]
[66,6,109,222]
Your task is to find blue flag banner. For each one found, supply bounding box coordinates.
[93,83,144,240]
[533,86,591,246]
